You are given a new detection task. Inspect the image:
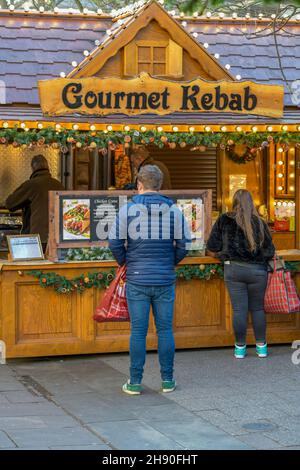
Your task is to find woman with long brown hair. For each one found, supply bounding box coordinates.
[207,189,275,359]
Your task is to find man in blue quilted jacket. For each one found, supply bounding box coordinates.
[109,165,190,395]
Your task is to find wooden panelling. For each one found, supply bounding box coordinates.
[1,256,300,358]
[272,232,295,250]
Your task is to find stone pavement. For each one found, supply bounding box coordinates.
[0,345,300,450]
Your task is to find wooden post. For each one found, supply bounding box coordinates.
[295,146,300,249]
[65,143,74,190]
[90,149,100,190]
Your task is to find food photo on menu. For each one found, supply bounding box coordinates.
[62,199,91,240]
[176,198,204,251]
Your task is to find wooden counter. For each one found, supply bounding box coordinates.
[1,252,300,359]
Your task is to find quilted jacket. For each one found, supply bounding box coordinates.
[108,193,190,285]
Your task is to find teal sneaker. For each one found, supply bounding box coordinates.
[234,344,247,359]
[161,380,176,393]
[122,380,142,395]
[256,343,268,358]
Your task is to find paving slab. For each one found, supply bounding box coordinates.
[0,430,16,449]
[149,417,251,450]
[88,420,186,450]
[5,426,104,448]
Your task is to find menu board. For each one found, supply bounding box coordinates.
[49,190,211,261]
[60,194,128,243]
[175,197,204,251]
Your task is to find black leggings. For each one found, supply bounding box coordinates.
[224,262,268,345]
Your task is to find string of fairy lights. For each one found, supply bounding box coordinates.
[3,0,300,81]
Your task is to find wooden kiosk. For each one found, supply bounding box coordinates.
[1,1,300,358]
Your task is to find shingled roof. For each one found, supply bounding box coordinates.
[0,8,299,109]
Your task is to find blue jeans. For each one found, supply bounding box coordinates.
[126,282,176,384]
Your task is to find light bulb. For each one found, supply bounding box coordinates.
[39,6,45,13]
[189,127,195,132]
[277,202,282,206]
[97,8,103,15]
[232,12,238,19]
[236,74,241,80]
[73,124,79,130]
[83,50,89,57]
[206,12,212,18]
[278,160,284,165]
[205,126,211,132]
[278,173,283,178]
[214,53,220,59]
[278,147,284,153]
[252,126,258,132]
[290,186,295,191]
[71,61,78,67]
[203,43,209,48]
[221,126,227,132]
[219,12,225,18]
[236,126,242,132]
[181,21,187,27]
[157,126,163,132]
[60,72,66,78]
[225,64,231,70]
[278,186,283,191]
[140,126,147,132]
[3,122,8,128]
[193,32,198,38]
[107,125,113,131]
[90,125,96,131]
[37,123,43,129]
[173,126,179,132]
[282,125,288,131]
[9,5,15,11]
[267,126,273,132]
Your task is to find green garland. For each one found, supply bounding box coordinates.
[27,269,116,294]
[25,261,300,294]
[26,263,223,294]
[65,247,114,261]
[0,126,299,164]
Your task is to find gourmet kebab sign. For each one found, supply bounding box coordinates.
[38,72,284,118]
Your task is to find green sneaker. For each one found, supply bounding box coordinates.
[256,343,268,358]
[234,344,247,359]
[122,380,142,395]
[162,380,176,393]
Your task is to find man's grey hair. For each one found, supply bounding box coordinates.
[31,154,49,172]
[137,164,163,191]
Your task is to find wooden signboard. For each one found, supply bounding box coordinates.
[39,73,284,118]
[48,189,212,261]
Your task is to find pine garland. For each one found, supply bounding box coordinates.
[0,126,299,164]
[24,261,300,294]
[65,247,114,261]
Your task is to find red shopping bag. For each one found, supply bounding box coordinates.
[264,258,300,314]
[93,265,130,322]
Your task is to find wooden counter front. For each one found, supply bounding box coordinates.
[1,253,300,359]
